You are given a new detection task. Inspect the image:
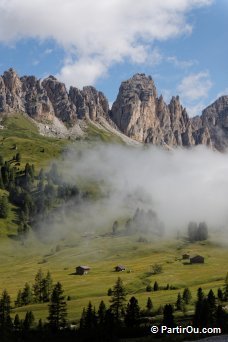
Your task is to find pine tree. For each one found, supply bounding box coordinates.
[197,287,205,302]
[217,288,223,302]
[13,314,21,332]
[48,282,67,330]
[84,301,97,329]
[0,196,9,218]
[0,289,11,329]
[163,304,175,328]
[125,296,140,327]
[146,297,153,311]
[1,165,9,187]
[15,289,22,307]
[153,281,159,291]
[33,269,44,303]
[23,311,35,331]
[110,277,127,321]
[21,283,33,305]
[198,222,208,240]
[207,289,217,325]
[182,287,192,305]
[42,271,53,302]
[188,221,198,241]
[0,175,4,189]
[97,300,106,326]
[79,308,86,330]
[176,293,184,311]
[194,288,205,327]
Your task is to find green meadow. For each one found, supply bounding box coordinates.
[0,234,227,322]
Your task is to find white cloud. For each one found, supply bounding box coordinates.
[57,58,108,89]
[0,0,213,87]
[167,56,197,69]
[177,71,212,101]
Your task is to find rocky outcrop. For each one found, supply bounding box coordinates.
[110,73,212,148]
[1,68,24,112]
[0,68,110,126]
[200,96,228,150]
[21,76,54,120]
[69,85,109,121]
[42,76,77,125]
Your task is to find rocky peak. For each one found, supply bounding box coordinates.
[42,76,77,124]
[21,75,54,120]
[0,68,110,126]
[3,68,21,90]
[200,96,228,150]
[68,85,109,121]
[201,96,228,126]
[2,68,24,111]
[110,73,204,147]
[110,74,158,141]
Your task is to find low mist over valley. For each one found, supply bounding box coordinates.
[35,143,228,244]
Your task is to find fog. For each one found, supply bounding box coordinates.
[38,143,228,240]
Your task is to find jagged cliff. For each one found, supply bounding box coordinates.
[0,69,228,150]
[110,74,212,148]
[0,68,109,126]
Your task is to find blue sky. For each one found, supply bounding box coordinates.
[0,0,227,117]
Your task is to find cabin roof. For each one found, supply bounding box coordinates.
[76,265,90,270]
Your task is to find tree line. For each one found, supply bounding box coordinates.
[0,273,227,341]
[188,221,208,242]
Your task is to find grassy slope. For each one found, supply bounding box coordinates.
[0,114,68,236]
[4,235,228,322]
[86,122,124,144]
[0,114,227,324]
[0,114,67,169]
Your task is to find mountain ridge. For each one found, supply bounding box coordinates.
[0,68,228,150]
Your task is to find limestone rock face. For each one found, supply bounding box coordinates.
[110,73,210,147]
[0,69,110,126]
[42,76,77,125]
[200,96,228,150]
[2,68,24,112]
[21,76,54,120]
[69,85,109,121]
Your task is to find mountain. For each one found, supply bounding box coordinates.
[0,69,228,150]
[110,73,212,148]
[0,68,110,124]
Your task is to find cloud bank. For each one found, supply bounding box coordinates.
[39,143,228,241]
[0,0,212,87]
